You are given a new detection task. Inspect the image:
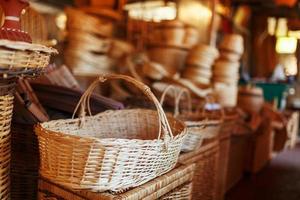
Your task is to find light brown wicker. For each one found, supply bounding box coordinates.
[160,86,207,152]
[160,182,193,200]
[0,39,57,75]
[35,74,187,193]
[216,108,239,200]
[65,8,113,37]
[0,80,16,200]
[38,163,195,200]
[179,140,220,200]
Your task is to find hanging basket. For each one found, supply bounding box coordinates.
[35,74,187,193]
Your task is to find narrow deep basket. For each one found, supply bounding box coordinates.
[35,75,187,193]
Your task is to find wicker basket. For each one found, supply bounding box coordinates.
[0,79,16,200]
[216,108,239,200]
[0,40,57,77]
[159,86,207,152]
[178,140,220,200]
[160,182,193,200]
[65,8,114,37]
[226,122,252,192]
[35,74,187,193]
[11,123,39,200]
[38,163,195,200]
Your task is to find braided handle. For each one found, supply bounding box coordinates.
[73,74,174,140]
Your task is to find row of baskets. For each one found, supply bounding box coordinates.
[35,74,224,194]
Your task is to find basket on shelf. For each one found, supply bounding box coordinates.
[38,163,195,200]
[178,140,220,200]
[159,85,206,152]
[35,74,187,193]
[217,108,240,200]
[160,182,193,200]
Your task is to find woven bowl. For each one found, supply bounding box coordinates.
[238,86,264,114]
[183,26,199,48]
[220,34,244,55]
[148,46,188,75]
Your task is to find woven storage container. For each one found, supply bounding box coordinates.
[226,122,252,192]
[38,163,195,200]
[159,86,207,152]
[11,123,39,200]
[0,40,57,78]
[160,182,193,200]
[65,8,114,37]
[216,108,239,200]
[245,118,274,174]
[178,140,220,200]
[35,74,187,193]
[0,79,16,200]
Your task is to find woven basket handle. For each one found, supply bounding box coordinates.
[174,88,192,117]
[160,85,192,117]
[73,74,174,140]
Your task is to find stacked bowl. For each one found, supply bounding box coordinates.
[183,44,219,86]
[65,8,132,76]
[213,34,244,107]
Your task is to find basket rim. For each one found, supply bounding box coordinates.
[0,39,57,54]
[36,108,187,143]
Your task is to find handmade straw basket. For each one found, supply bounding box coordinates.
[0,40,57,77]
[66,8,113,37]
[35,74,187,193]
[159,85,207,152]
[160,182,193,200]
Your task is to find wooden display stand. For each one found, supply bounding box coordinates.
[178,139,220,200]
[245,118,274,174]
[38,164,195,200]
[225,122,252,192]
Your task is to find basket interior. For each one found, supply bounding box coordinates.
[41,109,185,140]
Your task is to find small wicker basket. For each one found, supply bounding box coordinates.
[35,74,187,193]
[0,40,57,77]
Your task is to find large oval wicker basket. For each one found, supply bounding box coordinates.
[35,74,186,193]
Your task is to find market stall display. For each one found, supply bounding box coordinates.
[38,163,195,200]
[213,34,244,107]
[35,75,187,192]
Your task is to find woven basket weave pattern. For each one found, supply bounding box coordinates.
[0,93,15,200]
[160,182,192,200]
[36,75,186,193]
[0,48,50,69]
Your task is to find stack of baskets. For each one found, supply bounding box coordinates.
[0,40,56,200]
[183,44,219,86]
[149,20,199,48]
[35,75,189,197]
[65,8,132,76]
[146,20,198,77]
[38,163,195,200]
[217,108,240,200]
[213,34,244,107]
